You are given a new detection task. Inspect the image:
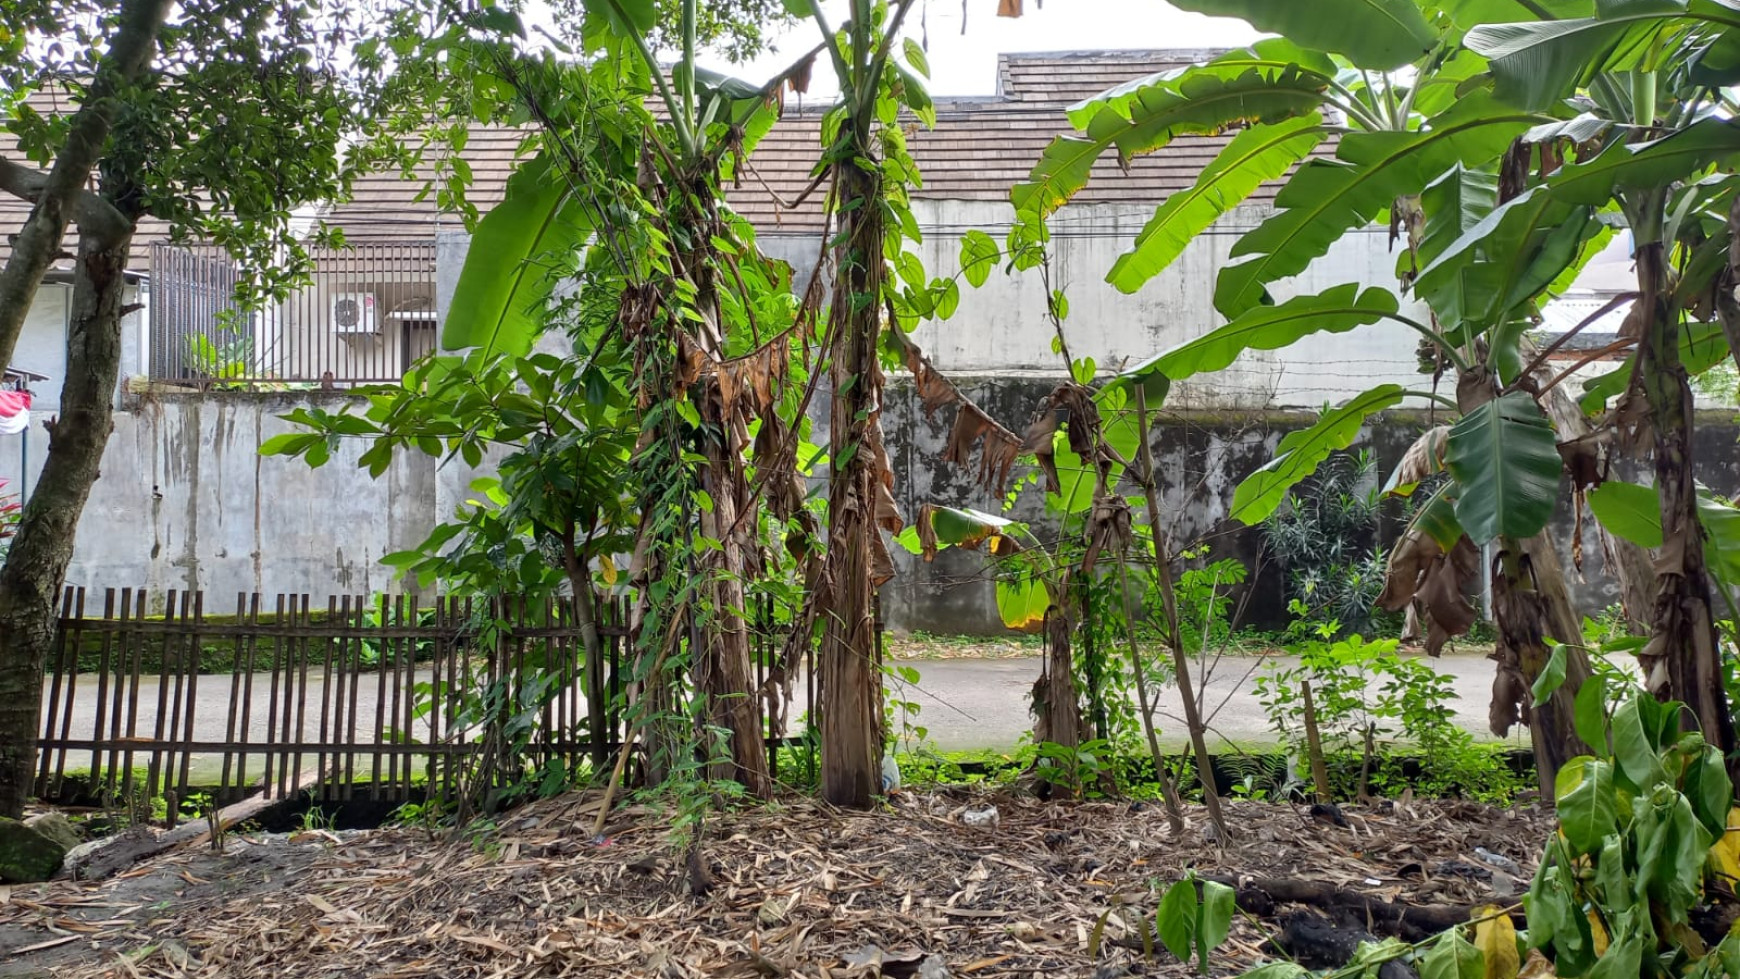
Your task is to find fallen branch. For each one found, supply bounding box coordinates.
[1203,874,1513,942]
[64,766,323,880]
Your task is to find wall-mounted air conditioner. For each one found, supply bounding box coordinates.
[331,293,379,335]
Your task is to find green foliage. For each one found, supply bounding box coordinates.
[1165,0,1436,70]
[1444,392,1563,544]
[1261,450,1395,636]
[1258,623,1521,802]
[1525,692,1739,978]
[1155,873,1236,973]
[1107,114,1328,293]
[1231,385,1408,525]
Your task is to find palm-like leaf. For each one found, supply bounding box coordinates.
[1229,384,1408,525]
[1121,284,1401,386]
[1445,392,1563,543]
[1107,114,1327,293]
[443,153,591,357]
[1012,45,1333,218]
[1166,0,1436,69]
[1214,93,1539,316]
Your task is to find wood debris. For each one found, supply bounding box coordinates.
[0,791,1553,978]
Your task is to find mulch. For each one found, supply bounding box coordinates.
[0,789,1553,978]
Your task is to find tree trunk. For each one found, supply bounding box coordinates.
[1133,385,1227,839]
[558,528,609,773]
[696,397,772,798]
[1032,605,1084,752]
[818,161,887,809]
[0,226,131,818]
[1635,240,1736,761]
[0,0,168,371]
[1457,368,1594,799]
[1489,534,1595,797]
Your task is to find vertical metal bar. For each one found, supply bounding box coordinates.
[235,593,261,795]
[316,595,337,802]
[346,596,364,800]
[262,594,284,797]
[36,588,74,797]
[175,591,202,800]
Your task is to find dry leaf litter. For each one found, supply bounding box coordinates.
[0,790,1552,979]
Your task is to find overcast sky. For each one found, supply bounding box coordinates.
[696,0,1263,97]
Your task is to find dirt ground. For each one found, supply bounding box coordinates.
[0,790,1552,978]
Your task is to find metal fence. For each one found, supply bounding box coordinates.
[36,588,806,808]
[148,241,439,387]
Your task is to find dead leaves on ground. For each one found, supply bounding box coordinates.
[1,792,1552,979]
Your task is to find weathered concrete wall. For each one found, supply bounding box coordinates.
[876,376,1740,634]
[12,385,1737,630]
[0,392,453,602]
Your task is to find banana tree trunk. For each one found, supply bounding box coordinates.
[1489,534,1596,797]
[1533,351,1657,632]
[1457,370,1594,800]
[0,226,132,817]
[1032,605,1085,754]
[696,393,773,798]
[1634,241,1737,764]
[818,161,887,809]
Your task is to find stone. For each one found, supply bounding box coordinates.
[24,812,82,853]
[0,816,71,883]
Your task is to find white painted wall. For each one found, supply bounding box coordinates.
[900,200,1430,409]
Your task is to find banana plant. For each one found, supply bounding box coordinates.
[1018,0,1681,796]
[1458,0,1740,770]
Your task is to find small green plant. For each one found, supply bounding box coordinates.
[1028,737,1117,798]
[1524,691,1740,977]
[1258,618,1520,802]
[1260,450,1396,638]
[1155,872,1235,973]
[296,805,335,833]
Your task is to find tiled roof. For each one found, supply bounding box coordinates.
[0,86,170,269]
[3,50,1328,266]
[331,49,1328,239]
[996,50,1227,102]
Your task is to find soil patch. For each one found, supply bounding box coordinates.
[0,791,1552,978]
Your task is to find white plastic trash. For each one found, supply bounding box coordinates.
[962,805,1000,828]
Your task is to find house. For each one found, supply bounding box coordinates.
[0,50,1603,627]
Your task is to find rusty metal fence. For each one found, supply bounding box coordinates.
[36,588,806,807]
[149,241,439,387]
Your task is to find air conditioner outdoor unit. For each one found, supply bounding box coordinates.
[331,292,379,335]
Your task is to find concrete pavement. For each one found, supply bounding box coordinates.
[40,650,1526,785]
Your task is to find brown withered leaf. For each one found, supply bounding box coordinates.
[788,53,815,95]
[915,503,940,561]
[1081,496,1132,574]
[1389,426,1449,494]
[997,0,1023,16]
[1381,529,1477,657]
[898,331,1027,492]
[1022,408,1062,492]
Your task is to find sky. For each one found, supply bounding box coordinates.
[693,0,1263,97]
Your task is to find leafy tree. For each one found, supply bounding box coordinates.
[0,0,434,819]
[1014,0,1740,796]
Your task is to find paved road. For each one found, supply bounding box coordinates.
[40,650,1527,783]
[887,651,1520,752]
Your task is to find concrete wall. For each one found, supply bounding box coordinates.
[0,392,467,601]
[7,383,1737,629]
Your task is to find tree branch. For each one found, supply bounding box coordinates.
[0,0,171,381]
[0,157,132,241]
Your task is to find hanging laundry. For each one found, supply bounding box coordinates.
[0,391,30,436]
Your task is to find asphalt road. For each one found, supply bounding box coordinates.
[39,650,1524,784]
